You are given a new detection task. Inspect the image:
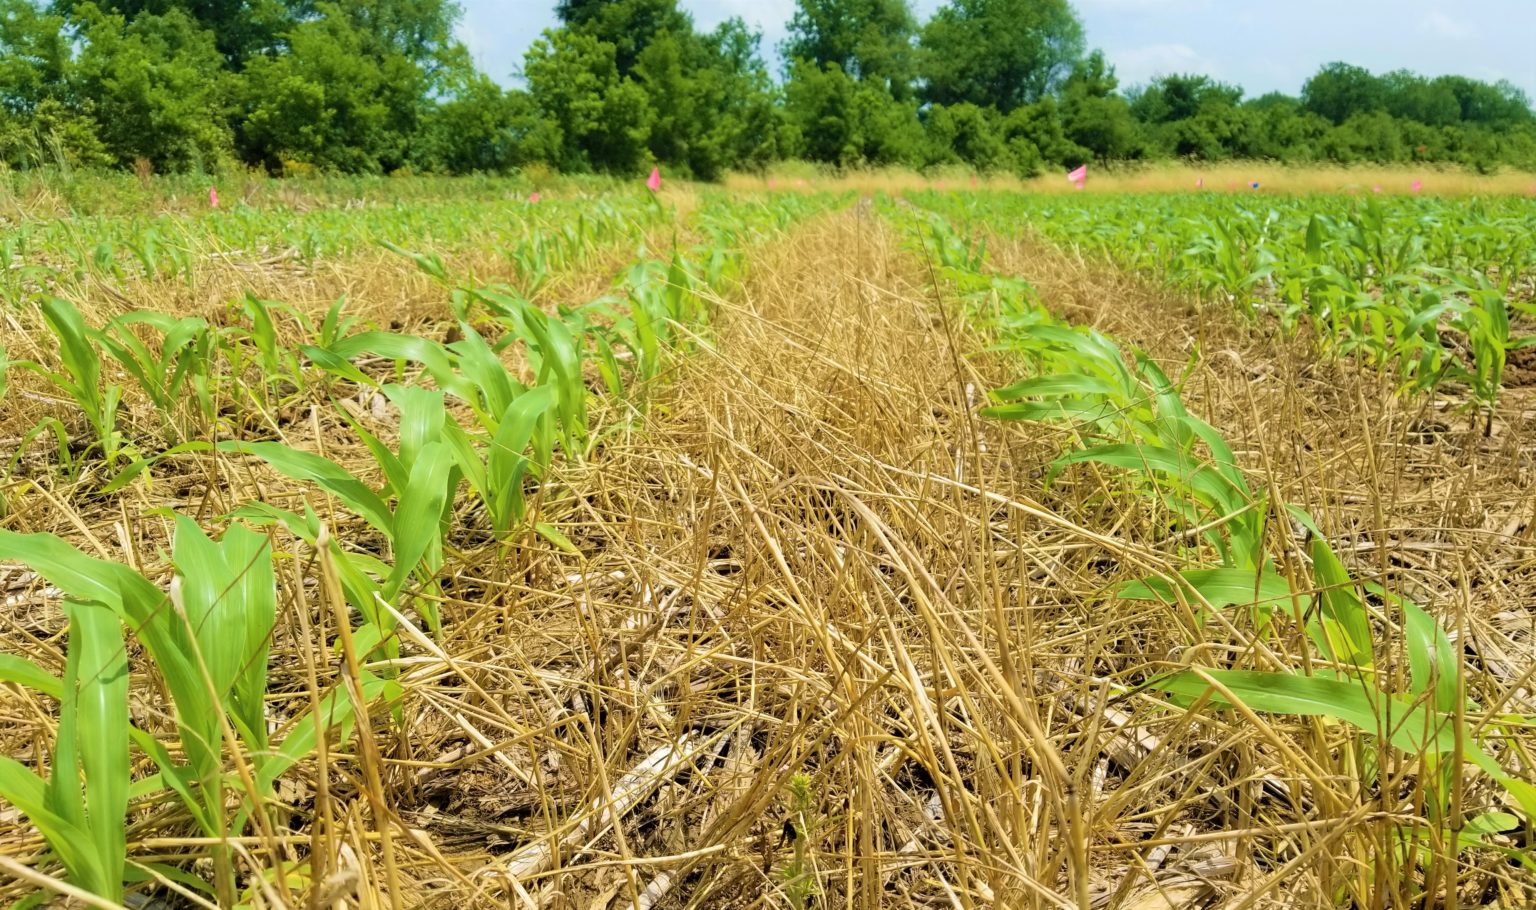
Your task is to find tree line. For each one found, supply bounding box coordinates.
[1,0,1532,178]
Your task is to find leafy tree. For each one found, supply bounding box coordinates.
[1059,50,1137,161]
[918,0,1084,112]
[1,0,1534,178]
[783,0,917,98]
[1380,70,1460,127]
[923,102,1005,171]
[1000,97,1072,174]
[523,28,653,173]
[783,58,923,166]
[1130,74,1242,125]
[238,0,461,173]
[0,0,73,112]
[414,68,521,173]
[555,0,691,76]
[50,0,294,65]
[71,3,235,170]
[1437,76,1534,128]
[1301,62,1385,124]
[241,8,399,172]
[637,19,780,178]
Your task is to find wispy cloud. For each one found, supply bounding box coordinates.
[1419,11,1476,39]
[1113,43,1218,85]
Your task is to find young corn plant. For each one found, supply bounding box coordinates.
[0,521,398,904]
[1148,535,1536,897]
[94,311,220,442]
[0,600,128,903]
[222,384,459,637]
[28,297,128,467]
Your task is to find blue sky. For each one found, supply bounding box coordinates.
[458,0,1536,100]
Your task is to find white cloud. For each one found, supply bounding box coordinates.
[1419,11,1476,39]
[1112,43,1219,85]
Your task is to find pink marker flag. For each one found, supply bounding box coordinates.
[209,186,219,208]
[1372,185,1382,193]
[528,192,542,204]
[1067,164,1088,185]
[1412,180,1423,193]
[646,167,662,192]
[1196,177,1204,189]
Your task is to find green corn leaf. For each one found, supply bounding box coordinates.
[40,298,100,408]
[1309,537,1375,669]
[301,344,380,389]
[129,728,212,835]
[384,384,447,474]
[257,672,402,795]
[1055,443,1238,511]
[100,441,215,494]
[382,441,454,606]
[1403,601,1460,715]
[0,757,107,897]
[0,654,63,700]
[455,323,526,415]
[335,406,407,499]
[1119,567,1294,615]
[981,401,1118,424]
[171,517,276,749]
[989,374,1125,402]
[1152,670,1475,759]
[68,600,128,900]
[534,522,579,554]
[488,385,556,535]
[218,441,392,534]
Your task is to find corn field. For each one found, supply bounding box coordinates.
[0,175,1532,910]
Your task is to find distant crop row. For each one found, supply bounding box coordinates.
[916,191,1536,420]
[0,188,674,306]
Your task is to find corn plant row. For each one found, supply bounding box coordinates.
[0,186,670,308]
[913,190,1536,418]
[884,199,1536,896]
[0,188,836,904]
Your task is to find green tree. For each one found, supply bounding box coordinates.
[71,3,235,170]
[999,97,1070,174]
[635,19,779,178]
[50,0,295,65]
[523,28,653,173]
[783,58,923,166]
[0,0,110,167]
[0,0,72,111]
[1380,70,1460,127]
[1130,74,1243,125]
[1059,50,1136,161]
[414,68,521,173]
[923,102,1005,170]
[238,0,461,172]
[555,0,691,76]
[783,0,916,98]
[1301,62,1385,124]
[918,0,1084,112]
